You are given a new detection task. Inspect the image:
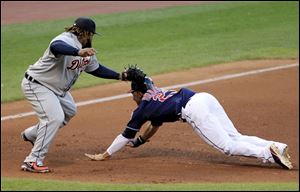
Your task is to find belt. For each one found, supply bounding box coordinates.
[25,72,42,85]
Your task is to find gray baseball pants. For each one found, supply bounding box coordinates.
[21,78,77,165]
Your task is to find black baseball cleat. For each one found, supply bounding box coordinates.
[21,131,34,146]
[270,143,293,170]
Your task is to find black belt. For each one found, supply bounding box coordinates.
[25,72,42,85]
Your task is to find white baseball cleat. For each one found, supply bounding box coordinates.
[270,143,293,170]
[282,146,291,160]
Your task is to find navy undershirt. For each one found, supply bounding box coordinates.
[50,40,79,56]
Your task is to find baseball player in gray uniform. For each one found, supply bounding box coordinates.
[20,17,128,173]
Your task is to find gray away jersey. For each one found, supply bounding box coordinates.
[26,32,99,96]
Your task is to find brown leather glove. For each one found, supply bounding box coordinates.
[121,64,146,82]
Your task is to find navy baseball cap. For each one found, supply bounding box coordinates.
[73,17,100,35]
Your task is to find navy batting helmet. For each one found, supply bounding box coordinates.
[130,77,154,94]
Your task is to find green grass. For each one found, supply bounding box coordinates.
[1,177,298,191]
[1,1,299,102]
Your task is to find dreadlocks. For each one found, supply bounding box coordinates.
[64,25,90,38]
[64,25,93,48]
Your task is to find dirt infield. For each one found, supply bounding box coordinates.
[1,1,299,184]
[1,59,299,183]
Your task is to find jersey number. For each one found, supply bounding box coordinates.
[152,91,177,102]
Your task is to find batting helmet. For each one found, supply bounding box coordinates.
[130,77,154,94]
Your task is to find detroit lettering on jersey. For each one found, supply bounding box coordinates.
[67,56,91,70]
[50,40,92,71]
[126,87,196,131]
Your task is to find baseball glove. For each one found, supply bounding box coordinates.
[121,64,146,83]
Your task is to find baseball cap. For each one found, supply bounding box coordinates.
[73,17,100,35]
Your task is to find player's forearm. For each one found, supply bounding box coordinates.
[87,64,120,80]
[141,124,160,141]
[106,134,130,155]
[128,124,160,148]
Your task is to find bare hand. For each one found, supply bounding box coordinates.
[78,48,97,57]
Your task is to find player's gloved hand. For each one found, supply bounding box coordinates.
[121,65,146,82]
[127,135,146,148]
[119,71,128,81]
[84,152,110,161]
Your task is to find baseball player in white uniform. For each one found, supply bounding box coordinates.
[20,17,128,173]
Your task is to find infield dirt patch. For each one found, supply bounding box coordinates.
[1,59,299,183]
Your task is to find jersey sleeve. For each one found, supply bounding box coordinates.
[126,104,147,132]
[84,55,100,72]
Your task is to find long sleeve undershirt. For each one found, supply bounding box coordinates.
[106,134,130,155]
[50,40,79,56]
[87,64,120,80]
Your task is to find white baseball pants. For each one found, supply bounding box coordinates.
[181,92,287,163]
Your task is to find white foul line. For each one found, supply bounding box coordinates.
[1,63,298,121]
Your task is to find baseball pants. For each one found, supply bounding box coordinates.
[21,78,77,165]
[181,92,287,163]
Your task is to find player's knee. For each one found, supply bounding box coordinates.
[230,134,241,141]
[51,114,65,128]
[223,140,234,156]
[66,106,77,119]
[69,106,77,117]
[61,106,77,126]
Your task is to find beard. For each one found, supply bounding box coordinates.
[82,38,92,48]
